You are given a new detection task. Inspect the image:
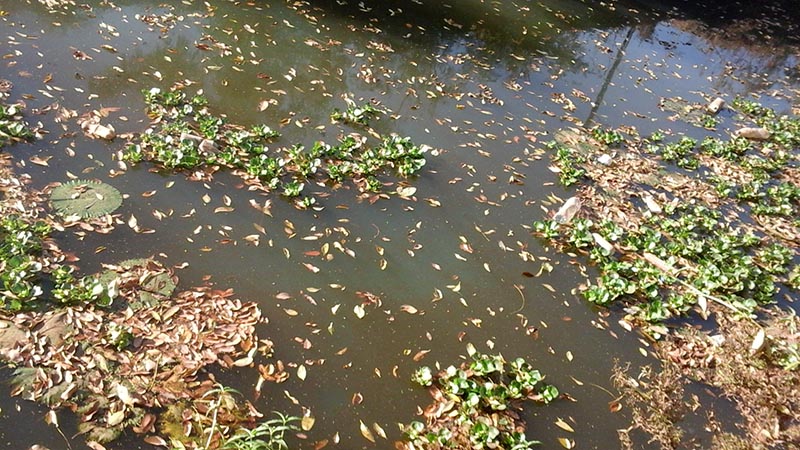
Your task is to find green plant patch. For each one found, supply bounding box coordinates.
[124,87,429,208]
[221,411,300,450]
[49,179,123,218]
[400,347,558,450]
[0,215,51,310]
[330,100,383,126]
[0,101,34,147]
[536,100,799,331]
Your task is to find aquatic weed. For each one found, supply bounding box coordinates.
[403,348,557,450]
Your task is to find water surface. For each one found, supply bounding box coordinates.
[1,0,798,448]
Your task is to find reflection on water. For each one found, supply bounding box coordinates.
[1,0,798,448]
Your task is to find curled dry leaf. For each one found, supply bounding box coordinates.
[143,436,168,447]
[400,305,418,314]
[412,349,431,361]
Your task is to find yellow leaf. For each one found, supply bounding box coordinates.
[107,410,125,427]
[354,304,365,319]
[751,328,766,354]
[115,383,134,406]
[558,437,575,448]
[555,418,574,433]
[373,423,387,439]
[359,420,375,443]
[301,415,315,431]
[233,356,253,367]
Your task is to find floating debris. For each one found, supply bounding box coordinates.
[96,259,177,310]
[553,196,582,224]
[734,126,771,140]
[49,180,122,218]
[707,97,725,114]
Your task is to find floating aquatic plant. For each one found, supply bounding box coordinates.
[330,100,383,126]
[0,215,51,310]
[537,101,800,329]
[49,179,123,218]
[402,347,558,450]
[124,87,430,208]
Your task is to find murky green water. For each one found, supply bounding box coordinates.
[1,0,798,448]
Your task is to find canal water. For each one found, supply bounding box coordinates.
[0,0,797,448]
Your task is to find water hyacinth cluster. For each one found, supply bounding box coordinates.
[537,100,799,329]
[402,349,558,450]
[0,102,33,146]
[0,216,50,310]
[123,88,429,207]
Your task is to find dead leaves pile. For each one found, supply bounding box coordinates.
[1,139,277,449]
[657,312,800,448]
[0,261,266,448]
[0,153,47,223]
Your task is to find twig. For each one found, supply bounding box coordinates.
[512,284,526,314]
[54,421,73,450]
[588,382,617,398]
[204,397,220,450]
[669,267,740,313]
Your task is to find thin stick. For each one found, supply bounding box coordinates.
[54,422,73,450]
[512,284,526,314]
[669,267,740,312]
[588,382,617,398]
[204,398,220,450]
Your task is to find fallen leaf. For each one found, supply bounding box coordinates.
[750,328,766,354]
[115,383,134,406]
[359,420,376,443]
[373,423,387,439]
[30,155,51,166]
[558,437,575,449]
[555,418,574,433]
[107,410,125,427]
[397,186,417,198]
[400,305,418,314]
[301,415,315,431]
[354,304,365,319]
[143,436,168,447]
[412,349,430,361]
